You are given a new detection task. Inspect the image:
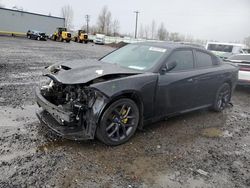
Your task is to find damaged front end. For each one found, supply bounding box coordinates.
[36,79,107,140]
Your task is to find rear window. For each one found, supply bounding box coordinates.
[196,51,213,68]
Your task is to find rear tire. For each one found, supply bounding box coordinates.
[212,83,231,112]
[96,98,139,146]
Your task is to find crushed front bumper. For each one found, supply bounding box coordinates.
[35,88,92,140]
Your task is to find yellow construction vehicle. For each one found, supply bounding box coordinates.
[73,30,88,43]
[51,27,71,43]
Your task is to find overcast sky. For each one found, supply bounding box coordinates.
[1,0,250,42]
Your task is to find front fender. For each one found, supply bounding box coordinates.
[90,73,158,120]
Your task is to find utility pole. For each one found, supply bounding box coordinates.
[134,11,139,39]
[85,14,90,34]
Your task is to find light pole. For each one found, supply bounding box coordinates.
[85,15,90,34]
[134,11,139,39]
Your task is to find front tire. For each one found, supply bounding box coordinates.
[96,98,139,146]
[212,83,231,112]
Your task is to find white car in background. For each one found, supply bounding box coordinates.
[94,34,105,44]
[206,42,249,59]
[226,54,250,85]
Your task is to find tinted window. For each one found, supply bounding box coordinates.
[196,51,213,68]
[167,50,194,71]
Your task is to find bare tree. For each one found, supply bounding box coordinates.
[112,19,120,36]
[61,5,74,30]
[169,32,184,41]
[106,11,112,35]
[97,5,112,35]
[150,20,157,39]
[244,36,250,47]
[144,24,150,39]
[157,23,168,41]
[185,35,194,43]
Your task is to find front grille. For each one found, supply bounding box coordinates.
[67,33,71,38]
[84,35,88,39]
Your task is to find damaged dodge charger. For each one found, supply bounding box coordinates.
[36,42,238,145]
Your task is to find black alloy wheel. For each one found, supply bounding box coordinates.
[96,98,139,146]
[213,83,231,112]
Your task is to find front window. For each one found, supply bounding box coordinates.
[102,44,166,71]
[167,50,194,71]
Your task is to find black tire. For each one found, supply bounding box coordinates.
[96,98,139,146]
[84,41,88,44]
[212,83,231,112]
[66,40,70,43]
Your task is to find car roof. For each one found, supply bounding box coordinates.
[135,41,205,51]
[30,30,43,33]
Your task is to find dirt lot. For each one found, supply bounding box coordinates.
[0,37,250,188]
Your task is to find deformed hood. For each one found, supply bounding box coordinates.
[45,59,142,84]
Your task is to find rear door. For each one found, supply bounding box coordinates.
[192,50,222,106]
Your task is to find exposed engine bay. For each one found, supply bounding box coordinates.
[40,80,97,126]
[41,81,94,112]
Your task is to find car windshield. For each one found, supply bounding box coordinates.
[101,44,166,71]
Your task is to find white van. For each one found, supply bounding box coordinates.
[206,42,249,59]
[94,34,105,44]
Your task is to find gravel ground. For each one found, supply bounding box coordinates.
[0,37,250,188]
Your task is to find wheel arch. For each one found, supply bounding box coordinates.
[97,90,144,129]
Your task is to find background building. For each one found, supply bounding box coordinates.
[0,7,65,35]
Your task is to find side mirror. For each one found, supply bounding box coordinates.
[162,61,177,73]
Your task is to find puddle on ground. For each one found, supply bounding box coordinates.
[0,105,37,127]
[37,140,79,153]
[201,128,234,138]
[201,127,222,138]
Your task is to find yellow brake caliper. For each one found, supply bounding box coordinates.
[121,109,128,124]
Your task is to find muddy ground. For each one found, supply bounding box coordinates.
[0,37,250,188]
